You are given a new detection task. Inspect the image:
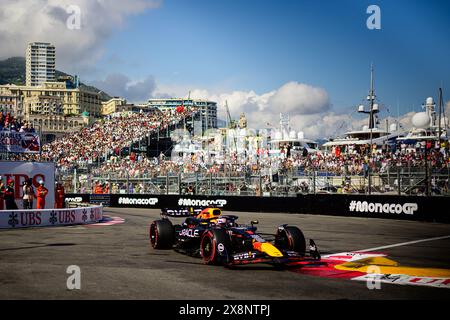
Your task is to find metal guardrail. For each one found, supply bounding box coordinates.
[56,165,450,197]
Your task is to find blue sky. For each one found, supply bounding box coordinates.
[89,0,450,117]
[2,0,448,136]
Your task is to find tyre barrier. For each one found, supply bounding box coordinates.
[0,205,103,229]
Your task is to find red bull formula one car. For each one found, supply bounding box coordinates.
[149,207,321,267]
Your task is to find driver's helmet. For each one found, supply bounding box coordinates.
[196,208,222,223]
[216,216,228,226]
[196,208,221,219]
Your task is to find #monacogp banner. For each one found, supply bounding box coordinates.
[0,131,41,153]
[0,206,103,229]
[0,161,55,209]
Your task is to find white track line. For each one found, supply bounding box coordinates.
[355,235,450,252]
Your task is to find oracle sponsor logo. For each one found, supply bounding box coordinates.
[177,198,227,207]
[179,228,200,238]
[118,197,159,206]
[349,201,418,215]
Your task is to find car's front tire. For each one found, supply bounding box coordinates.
[200,229,231,265]
[275,226,306,256]
[150,219,174,249]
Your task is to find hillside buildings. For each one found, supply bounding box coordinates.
[0,42,103,142]
[1,42,219,141]
[0,79,100,142]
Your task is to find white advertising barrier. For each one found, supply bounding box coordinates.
[0,206,103,229]
[0,161,55,209]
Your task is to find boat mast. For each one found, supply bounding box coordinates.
[438,88,443,144]
[368,64,376,129]
[358,64,380,130]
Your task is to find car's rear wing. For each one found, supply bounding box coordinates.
[161,207,203,218]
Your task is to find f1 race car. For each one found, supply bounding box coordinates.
[149,207,321,267]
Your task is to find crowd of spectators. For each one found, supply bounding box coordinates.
[80,143,449,196]
[2,107,449,195]
[89,141,449,180]
[38,108,197,172]
[0,111,36,132]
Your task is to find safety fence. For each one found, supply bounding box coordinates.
[58,165,450,197]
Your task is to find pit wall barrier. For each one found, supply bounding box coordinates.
[0,205,103,229]
[64,193,450,223]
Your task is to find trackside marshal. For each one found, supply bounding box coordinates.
[0,161,55,209]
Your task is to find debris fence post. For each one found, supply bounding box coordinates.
[73,168,77,193]
[259,171,262,197]
[313,170,316,195]
[166,173,169,195]
[195,172,199,195]
[209,172,212,195]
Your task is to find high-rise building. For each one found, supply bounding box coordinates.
[26,42,56,86]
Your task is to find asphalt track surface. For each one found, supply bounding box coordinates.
[1,207,450,300]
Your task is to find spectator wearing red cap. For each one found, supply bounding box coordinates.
[36,180,48,209]
[55,182,65,209]
[4,179,18,210]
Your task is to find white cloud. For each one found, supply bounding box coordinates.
[94,74,446,140]
[268,82,331,115]
[90,73,156,103]
[0,0,161,73]
[153,81,329,114]
[171,82,338,139]
[155,82,432,140]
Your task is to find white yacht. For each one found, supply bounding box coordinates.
[268,113,320,156]
[322,66,402,152]
[397,95,448,144]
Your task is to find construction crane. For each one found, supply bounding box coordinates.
[225,100,238,153]
[225,100,236,129]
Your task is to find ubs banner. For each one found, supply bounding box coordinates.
[0,206,103,229]
[0,161,55,209]
[0,131,40,153]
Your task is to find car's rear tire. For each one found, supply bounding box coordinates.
[275,226,306,256]
[150,219,174,249]
[200,229,231,265]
